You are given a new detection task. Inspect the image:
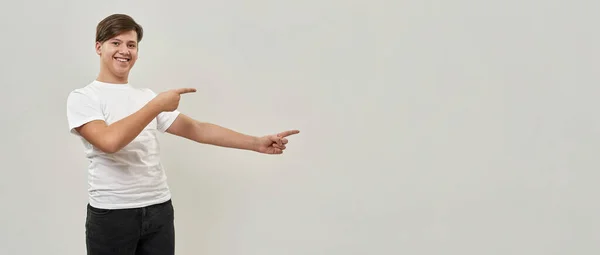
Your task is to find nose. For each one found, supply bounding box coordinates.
[118,45,130,55]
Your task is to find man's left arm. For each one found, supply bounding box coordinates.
[165,114,299,154]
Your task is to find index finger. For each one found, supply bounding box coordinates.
[277,130,300,138]
[174,88,197,94]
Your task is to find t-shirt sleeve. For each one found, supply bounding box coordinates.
[146,89,181,132]
[66,90,105,136]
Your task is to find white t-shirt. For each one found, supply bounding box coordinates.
[66,80,180,209]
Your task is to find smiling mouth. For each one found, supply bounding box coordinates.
[114,57,130,63]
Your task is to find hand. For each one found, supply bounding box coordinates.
[255,130,300,154]
[152,88,197,112]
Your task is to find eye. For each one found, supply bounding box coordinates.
[112,42,120,46]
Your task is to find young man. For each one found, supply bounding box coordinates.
[66,14,299,255]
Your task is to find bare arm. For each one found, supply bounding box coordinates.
[76,103,162,153]
[75,87,196,153]
[166,113,300,154]
[166,114,260,151]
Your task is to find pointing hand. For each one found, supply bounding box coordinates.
[152,88,196,112]
[256,130,300,154]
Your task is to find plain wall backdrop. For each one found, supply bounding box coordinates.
[1,0,599,254]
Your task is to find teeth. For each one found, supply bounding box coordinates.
[115,58,129,62]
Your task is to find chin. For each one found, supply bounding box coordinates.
[114,65,131,72]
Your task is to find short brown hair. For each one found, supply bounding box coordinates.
[96,14,143,43]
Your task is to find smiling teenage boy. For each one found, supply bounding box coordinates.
[66,14,299,255]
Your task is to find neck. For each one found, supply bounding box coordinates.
[97,66,129,84]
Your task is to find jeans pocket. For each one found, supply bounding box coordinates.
[87,204,112,216]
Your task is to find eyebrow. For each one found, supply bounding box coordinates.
[110,39,137,44]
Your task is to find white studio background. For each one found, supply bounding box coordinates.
[1,0,599,254]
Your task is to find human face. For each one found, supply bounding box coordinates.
[95,30,139,83]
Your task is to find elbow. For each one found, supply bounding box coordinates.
[97,144,119,154]
[78,125,123,154]
[97,138,121,154]
[171,119,206,143]
[102,146,119,154]
[191,121,209,144]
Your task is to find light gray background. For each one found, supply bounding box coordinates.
[1,0,598,254]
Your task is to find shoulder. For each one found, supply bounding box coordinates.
[67,82,100,103]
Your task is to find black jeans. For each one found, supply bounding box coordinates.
[85,199,175,255]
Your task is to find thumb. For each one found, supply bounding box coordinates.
[269,135,283,146]
[174,88,197,94]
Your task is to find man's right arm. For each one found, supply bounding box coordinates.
[75,102,162,153]
[72,87,196,154]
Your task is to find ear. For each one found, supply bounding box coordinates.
[95,41,102,55]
